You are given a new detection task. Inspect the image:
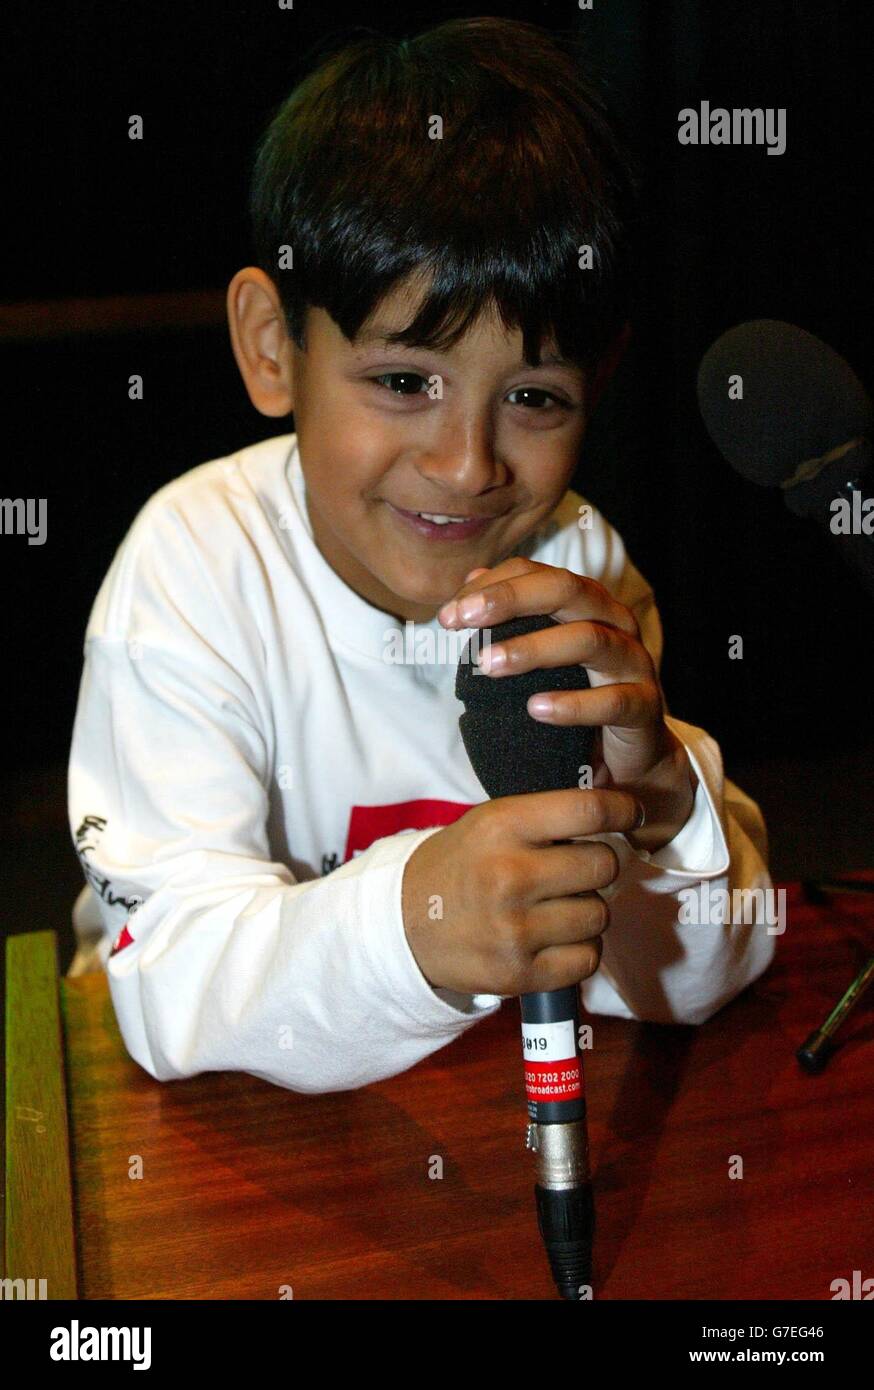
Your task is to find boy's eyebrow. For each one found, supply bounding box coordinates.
[352,333,581,370]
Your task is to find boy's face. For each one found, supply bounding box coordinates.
[238,272,593,624]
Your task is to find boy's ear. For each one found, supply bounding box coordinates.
[587,321,632,416]
[226,268,295,417]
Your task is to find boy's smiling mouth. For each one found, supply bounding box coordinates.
[386,500,500,541]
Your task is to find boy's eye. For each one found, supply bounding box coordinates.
[371,376,569,408]
[507,386,566,409]
[373,372,429,395]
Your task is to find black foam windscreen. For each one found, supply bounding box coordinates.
[696,319,873,487]
[455,614,596,800]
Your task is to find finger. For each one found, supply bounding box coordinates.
[478,618,653,681]
[522,891,610,955]
[455,556,540,599]
[452,562,639,638]
[496,786,645,845]
[521,938,603,993]
[527,681,662,729]
[500,839,618,909]
[535,840,622,899]
[440,557,540,625]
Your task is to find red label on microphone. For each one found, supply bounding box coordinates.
[523,1057,584,1103]
[521,1020,583,1103]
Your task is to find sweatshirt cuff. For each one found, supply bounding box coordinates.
[356,828,503,1032]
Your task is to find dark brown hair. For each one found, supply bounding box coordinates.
[249,17,639,373]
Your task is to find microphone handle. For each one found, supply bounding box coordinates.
[520,987,594,1299]
[520,987,586,1122]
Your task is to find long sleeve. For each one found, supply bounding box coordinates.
[68,636,498,1092]
[573,512,777,1025]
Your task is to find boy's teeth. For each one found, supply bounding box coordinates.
[417,512,469,523]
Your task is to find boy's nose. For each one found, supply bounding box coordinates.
[414,422,508,499]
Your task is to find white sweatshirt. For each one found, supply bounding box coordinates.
[67,432,775,1091]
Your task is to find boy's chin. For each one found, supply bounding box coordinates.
[382,571,463,607]
[377,582,447,622]
[385,595,444,621]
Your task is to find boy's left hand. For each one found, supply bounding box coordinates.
[438,557,699,854]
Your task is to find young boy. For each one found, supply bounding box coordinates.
[67,18,774,1091]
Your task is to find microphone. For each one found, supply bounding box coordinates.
[697,318,874,601]
[456,614,597,1300]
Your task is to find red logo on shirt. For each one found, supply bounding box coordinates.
[344,799,473,861]
[110,922,135,957]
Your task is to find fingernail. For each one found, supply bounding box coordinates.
[438,601,458,626]
[634,803,647,829]
[464,567,487,582]
[478,643,506,673]
[528,695,554,718]
[458,593,486,623]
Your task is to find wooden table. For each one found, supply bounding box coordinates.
[5,879,873,1299]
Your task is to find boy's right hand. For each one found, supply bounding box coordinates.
[401,788,645,997]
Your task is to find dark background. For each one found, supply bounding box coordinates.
[3,0,874,967]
